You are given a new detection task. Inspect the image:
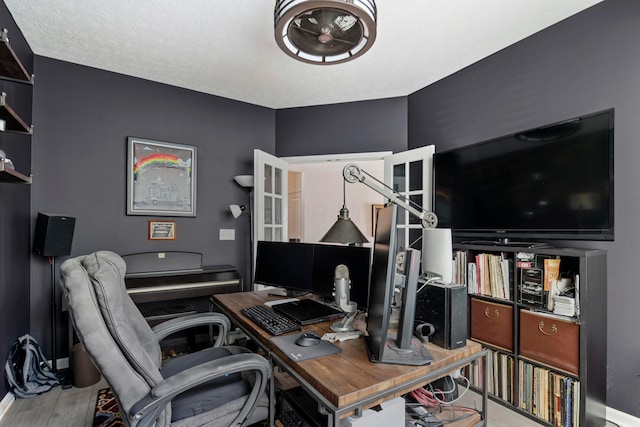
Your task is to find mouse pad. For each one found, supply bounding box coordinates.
[271,333,342,362]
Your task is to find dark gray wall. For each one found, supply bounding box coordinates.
[30,57,275,359]
[275,97,408,156]
[408,0,639,415]
[0,3,32,396]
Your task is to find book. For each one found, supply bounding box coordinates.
[544,258,561,292]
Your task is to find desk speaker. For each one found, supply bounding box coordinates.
[415,282,467,349]
[33,213,76,256]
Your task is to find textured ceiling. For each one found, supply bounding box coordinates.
[5,0,602,109]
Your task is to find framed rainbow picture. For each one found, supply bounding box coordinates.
[127,137,197,217]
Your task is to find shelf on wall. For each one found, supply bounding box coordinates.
[0,28,33,83]
[0,161,31,183]
[0,92,32,134]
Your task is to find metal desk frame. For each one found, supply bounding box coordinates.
[213,294,488,427]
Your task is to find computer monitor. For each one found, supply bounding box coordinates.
[254,241,314,295]
[254,241,371,302]
[365,204,433,366]
[311,244,371,309]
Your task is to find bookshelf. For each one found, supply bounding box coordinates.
[0,28,33,184]
[454,243,606,427]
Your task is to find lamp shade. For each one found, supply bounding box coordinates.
[234,175,254,189]
[320,207,368,244]
[230,204,246,219]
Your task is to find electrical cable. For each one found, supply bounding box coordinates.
[417,276,440,293]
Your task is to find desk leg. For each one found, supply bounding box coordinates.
[482,349,488,426]
[269,355,276,427]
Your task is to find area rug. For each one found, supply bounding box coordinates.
[93,388,124,427]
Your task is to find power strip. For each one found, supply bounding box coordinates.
[409,405,444,426]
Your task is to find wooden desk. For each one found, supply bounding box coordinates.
[212,291,487,426]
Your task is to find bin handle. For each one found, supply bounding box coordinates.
[484,307,499,319]
[538,321,558,336]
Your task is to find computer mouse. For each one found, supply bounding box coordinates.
[295,331,322,347]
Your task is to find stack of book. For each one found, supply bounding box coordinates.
[553,295,576,317]
[465,253,511,300]
[518,361,580,427]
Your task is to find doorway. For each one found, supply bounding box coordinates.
[287,159,385,244]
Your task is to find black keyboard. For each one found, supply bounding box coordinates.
[241,305,301,336]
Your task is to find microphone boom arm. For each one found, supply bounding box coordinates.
[342,164,438,229]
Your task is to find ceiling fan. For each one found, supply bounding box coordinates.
[275,0,377,65]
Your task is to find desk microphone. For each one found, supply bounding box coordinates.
[331,264,358,332]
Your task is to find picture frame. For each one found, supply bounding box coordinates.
[127,137,197,216]
[372,204,384,235]
[148,220,176,240]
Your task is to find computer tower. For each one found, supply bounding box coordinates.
[415,282,467,349]
[277,386,326,427]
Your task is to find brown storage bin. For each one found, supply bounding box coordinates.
[470,298,513,351]
[519,310,579,375]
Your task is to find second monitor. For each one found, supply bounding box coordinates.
[254,241,372,308]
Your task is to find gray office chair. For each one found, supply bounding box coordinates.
[60,250,270,427]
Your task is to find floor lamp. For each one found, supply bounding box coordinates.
[232,175,254,290]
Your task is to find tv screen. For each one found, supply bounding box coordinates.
[434,109,614,242]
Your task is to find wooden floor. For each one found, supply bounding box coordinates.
[0,376,615,427]
[0,377,108,427]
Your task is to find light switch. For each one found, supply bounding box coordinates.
[219,229,235,240]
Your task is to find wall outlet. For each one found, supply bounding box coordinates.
[219,229,235,240]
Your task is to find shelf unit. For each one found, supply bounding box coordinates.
[454,243,606,427]
[0,28,33,184]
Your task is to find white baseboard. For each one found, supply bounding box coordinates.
[57,357,69,370]
[47,357,69,370]
[607,406,640,427]
[0,392,15,422]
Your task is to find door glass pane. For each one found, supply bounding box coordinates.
[396,227,406,251]
[275,228,282,241]
[274,168,282,196]
[265,227,272,241]
[264,165,272,193]
[264,196,272,224]
[409,160,423,192]
[397,207,406,225]
[409,228,422,250]
[275,198,282,225]
[409,194,423,224]
[393,164,405,193]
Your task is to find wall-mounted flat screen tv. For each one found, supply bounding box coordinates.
[433,109,614,242]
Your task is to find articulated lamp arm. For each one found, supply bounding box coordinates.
[342,163,438,229]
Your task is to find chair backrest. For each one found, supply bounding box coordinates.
[61,251,170,426]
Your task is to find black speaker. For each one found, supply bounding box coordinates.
[415,282,468,349]
[33,213,76,256]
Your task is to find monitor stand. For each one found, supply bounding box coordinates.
[376,332,433,366]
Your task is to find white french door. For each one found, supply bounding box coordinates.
[253,149,289,289]
[383,145,435,253]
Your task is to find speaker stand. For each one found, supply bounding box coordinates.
[49,256,58,373]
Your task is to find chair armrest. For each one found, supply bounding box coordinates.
[130,352,271,427]
[152,312,230,346]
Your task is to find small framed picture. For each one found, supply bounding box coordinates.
[148,220,176,240]
[372,204,384,235]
